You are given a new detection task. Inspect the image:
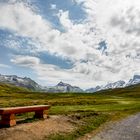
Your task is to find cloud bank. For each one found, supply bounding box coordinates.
[0,0,140,88]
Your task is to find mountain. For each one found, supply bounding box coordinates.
[103,80,125,89]
[86,80,126,93]
[86,86,101,93]
[0,74,140,93]
[46,81,83,93]
[0,74,41,90]
[126,75,140,86]
[0,74,83,92]
[51,75,140,93]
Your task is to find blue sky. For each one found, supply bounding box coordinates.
[0,0,140,88]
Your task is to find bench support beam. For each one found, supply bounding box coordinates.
[0,114,16,127]
[34,110,44,119]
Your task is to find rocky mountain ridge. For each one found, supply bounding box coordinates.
[0,74,140,93]
[0,74,41,90]
[86,75,140,93]
[43,81,83,93]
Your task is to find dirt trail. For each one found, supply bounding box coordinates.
[0,115,75,140]
[91,113,140,140]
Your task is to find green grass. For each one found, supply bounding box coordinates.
[0,83,140,139]
[46,112,109,140]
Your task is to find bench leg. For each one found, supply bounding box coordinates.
[34,110,44,119]
[0,114,16,127]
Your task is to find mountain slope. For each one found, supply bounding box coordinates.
[86,86,101,93]
[86,75,140,93]
[0,74,41,90]
[127,75,140,86]
[86,80,126,93]
[0,83,30,93]
[97,83,140,98]
[103,80,125,89]
[46,82,83,93]
[0,74,140,93]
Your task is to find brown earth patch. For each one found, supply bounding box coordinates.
[0,115,76,140]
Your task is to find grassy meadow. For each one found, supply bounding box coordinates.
[0,83,140,139]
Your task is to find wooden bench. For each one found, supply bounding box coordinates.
[0,105,51,127]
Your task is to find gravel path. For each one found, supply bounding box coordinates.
[91,113,140,140]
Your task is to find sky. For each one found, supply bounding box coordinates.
[0,0,140,89]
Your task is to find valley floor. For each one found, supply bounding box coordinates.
[0,83,140,140]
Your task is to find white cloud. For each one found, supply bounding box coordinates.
[73,0,140,81]
[10,55,97,88]
[57,10,73,30]
[1,0,140,88]
[0,64,11,68]
[50,4,56,10]
[11,55,40,66]
[0,1,56,48]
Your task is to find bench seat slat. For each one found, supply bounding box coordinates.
[0,105,50,114]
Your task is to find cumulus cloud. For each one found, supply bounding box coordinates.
[0,1,57,51]
[11,55,40,66]
[0,64,11,68]
[0,0,100,61]
[1,0,140,88]
[110,7,140,36]
[50,4,56,10]
[57,10,73,30]
[76,0,140,78]
[11,55,96,88]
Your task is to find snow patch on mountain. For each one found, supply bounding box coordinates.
[86,75,140,93]
[0,74,41,90]
[45,81,83,93]
[126,75,140,86]
[0,74,140,93]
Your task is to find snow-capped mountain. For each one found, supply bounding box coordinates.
[86,80,126,93]
[126,75,140,86]
[0,74,140,93]
[86,75,140,93]
[0,74,41,90]
[0,74,83,92]
[103,80,125,89]
[46,81,83,93]
[45,75,140,93]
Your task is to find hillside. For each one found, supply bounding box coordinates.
[0,83,30,93]
[0,74,41,91]
[97,83,140,97]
